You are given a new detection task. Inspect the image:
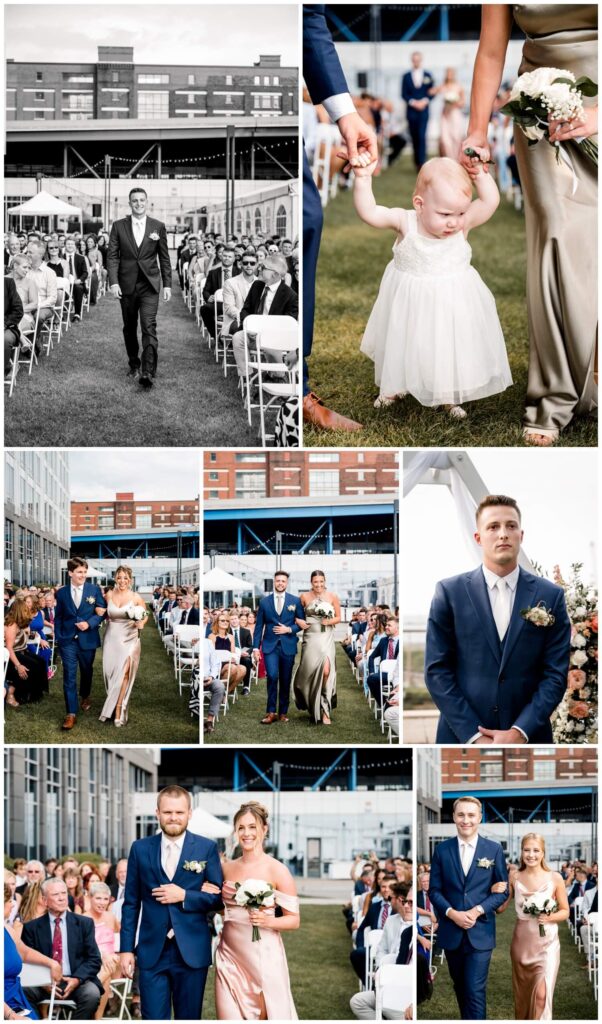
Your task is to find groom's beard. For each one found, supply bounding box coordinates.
[161,823,187,838]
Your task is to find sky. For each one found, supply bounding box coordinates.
[403,448,598,620]
[68,450,200,501]
[5,4,298,67]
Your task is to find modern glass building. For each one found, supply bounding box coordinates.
[4,450,70,586]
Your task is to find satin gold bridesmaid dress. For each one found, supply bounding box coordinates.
[510,879,560,1019]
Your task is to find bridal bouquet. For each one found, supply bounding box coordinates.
[306,599,335,633]
[500,68,598,179]
[552,564,597,744]
[125,603,148,622]
[234,879,275,941]
[521,892,558,937]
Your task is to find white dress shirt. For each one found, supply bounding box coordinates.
[411,68,424,89]
[203,639,222,680]
[261,280,280,315]
[47,910,72,975]
[375,915,409,969]
[160,832,185,878]
[132,215,147,247]
[71,584,83,608]
[322,93,356,123]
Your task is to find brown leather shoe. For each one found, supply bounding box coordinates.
[62,714,76,730]
[261,712,278,725]
[303,392,363,431]
[81,698,92,712]
[279,714,289,723]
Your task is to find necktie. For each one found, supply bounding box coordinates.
[425,894,431,912]
[380,902,390,927]
[234,628,240,648]
[493,578,511,640]
[69,255,74,277]
[52,915,63,965]
[72,587,81,608]
[259,286,269,314]
[461,843,469,875]
[224,268,231,281]
[165,842,178,880]
[276,594,283,615]
[387,638,395,660]
[134,220,143,247]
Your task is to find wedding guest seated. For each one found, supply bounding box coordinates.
[24,240,57,349]
[4,883,64,1022]
[343,609,369,661]
[201,245,238,338]
[203,637,226,734]
[85,235,103,303]
[207,611,246,694]
[230,254,298,380]
[416,869,437,934]
[4,597,48,707]
[350,874,396,981]
[222,252,258,337]
[4,275,23,377]
[22,878,102,1021]
[64,869,85,915]
[579,883,598,964]
[568,867,595,927]
[366,617,399,707]
[45,240,69,281]
[228,611,253,696]
[63,238,88,320]
[349,882,413,1019]
[84,882,121,1019]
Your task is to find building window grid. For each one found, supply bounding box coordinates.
[24,749,39,859]
[67,749,78,852]
[89,750,97,850]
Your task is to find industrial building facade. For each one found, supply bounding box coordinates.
[71,491,199,532]
[4,451,70,585]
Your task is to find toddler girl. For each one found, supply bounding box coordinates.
[355,155,512,417]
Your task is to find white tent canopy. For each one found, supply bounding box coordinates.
[189,806,231,839]
[202,566,254,593]
[8,190,83,232]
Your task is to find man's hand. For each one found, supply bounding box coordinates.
[466,906,483,925]
[163,287,172,302]
[120,952,135,978]
[110,283,122,299]
[473,734,494,745]
[336,111,378,169]
[152,883,185,904]
[273,624,290,635]
[448,908,477,929]
[252,648,260,662]
[60,977,80,999]
[75,621,89,632]
[50,960,63,984]
[478,726,526,744]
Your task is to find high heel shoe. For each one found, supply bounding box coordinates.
[115,704,128,727]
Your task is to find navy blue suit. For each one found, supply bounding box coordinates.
[429,835,508,1020]
[253,591,305,714]
[22,912,103,1019]
[121,830,223,1020]
[366,635,399,707]
[425,567,570,743]
[303,5,349,393]
[54,580,106,714]
[401,68,435,168]
[350,897,392,980]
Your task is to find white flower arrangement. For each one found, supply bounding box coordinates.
[183,860,206,874]
[286,604,296,613]
[306,599,335,633]
[233,879,275,941]
[149,232,160,241]
[476,858,494,870]
[551,564,597,744]
[522,892,558,936]
[86,596,95,605]
[520,603,555,627]
[125,603,148,622]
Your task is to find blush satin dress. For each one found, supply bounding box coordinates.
[99,601,141,723]
[215,884,299,1020]
[510,879,560,1019]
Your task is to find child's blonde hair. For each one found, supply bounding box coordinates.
[413,157,473,199]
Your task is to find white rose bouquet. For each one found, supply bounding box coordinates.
[500,68,598,182]
[521,892,558,937]
[305,599,335,633]
[125,603,148,622]
[233,878,275,941]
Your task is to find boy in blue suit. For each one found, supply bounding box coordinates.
[429,796,508,1020]
[120,785,223,1021]
[253,570,305,724]
[54,555,106,730]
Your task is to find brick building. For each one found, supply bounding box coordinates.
[203,450,399,500]
[6,47,297,122]
[442,747,597,784]
[71,491,199,532]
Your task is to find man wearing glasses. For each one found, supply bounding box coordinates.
[222,252,258,336]
[349,882,413,1019]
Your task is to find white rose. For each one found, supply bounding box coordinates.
[510,68,566,101]
[574,721,585,731]
[522,124,546,142]
[571,634,587,648]
[570,650,588,667]
[573,605,587,618]
[234,888,248,906]
[586,589,596,603]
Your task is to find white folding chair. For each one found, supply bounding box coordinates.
[377,658,398,732]
[173,625,200,695]
[182,262,190,304]
[374,963,413,1021]
[364,927,384,991]
[18,306,42,375]
[20,963,76,1020]
[587,911,598,993]
[4,338,20,396]
[242,314,297,425]
[573,896,584,945]
[213,647,237,705]
[254,323,298,445]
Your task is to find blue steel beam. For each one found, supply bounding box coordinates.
[484,801,508,824]
[241,753,276,791]
[327,519,334,555]
[297,521,328,553]
[526,799,546,823]
[243,524,274,556]
[311,750,349,791]
[349,750,357,791]
[440,5,449,41]
[325,6,361,42]
[233,752,241,791]
[205,502,394,521]
[401,5,435,41]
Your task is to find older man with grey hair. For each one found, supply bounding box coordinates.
[230,252,298,379]
[22,239,57,351]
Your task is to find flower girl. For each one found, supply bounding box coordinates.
[354,155,512,418]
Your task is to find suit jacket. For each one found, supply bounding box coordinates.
[356,898,392,950]
[22,911,103,992]
[303,5,349,106]
[253,592,305,657]
[202,264,240,304]
[4,277,23,337]
[54,581,107,651]
[368,635,399,674]
[429,835,508,951]
[120,830,223,970]
[65,251,88,284]
[401,70,435,116]
[179,607,200,627]
[107,215,172,295]
[239,279,298,327]
[425,567,571,744]
[222,273,254,334]
[568,879,596,904]
[230,625,253,652]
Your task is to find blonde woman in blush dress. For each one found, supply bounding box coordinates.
[99,566,146,727]
[498,832,569,1019]
[293,569,341,726]
[432,68,466,160]
[201,802,299,1020]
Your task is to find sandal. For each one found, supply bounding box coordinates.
[522,428,559,447]
[6,694,20,707]
[446,405,467,420]
[374,393,406,409]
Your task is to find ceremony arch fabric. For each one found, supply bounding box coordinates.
[8,190,83,233]
[189,807,232,840]
[403,451,533,570]
[202,567,254,593]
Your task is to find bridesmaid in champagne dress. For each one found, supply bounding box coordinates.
[99,566,146,727]
[462,5,597,445]
[501,832,569,1019]
[293,570,341,726]
[203,802,300,1020]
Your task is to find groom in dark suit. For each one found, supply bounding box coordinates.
[425,494,570,744]
[253,570,305,724]
[429,796,508,1020]
[54,556,106,731]
[401,51,434,169]
[107,186,172,388]
[120,785,223,1021]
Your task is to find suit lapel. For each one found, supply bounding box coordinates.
[465,836,485,886]
[448,838,466,889]
[499,569,536,672]
[152,832,167,883]
[465,569,501,664]
[173,830,194,884]
[126,216,139,253]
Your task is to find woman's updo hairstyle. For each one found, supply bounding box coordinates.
[310,570,326,582]
[114,565,133,581]
[233,801,270,837]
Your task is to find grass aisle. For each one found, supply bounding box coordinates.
[206,645,387,745]
[5,276,256,447]
[202,905,357,1020]
[4,616,198,745]
[305,157,596,448]
[418,906,598,1019]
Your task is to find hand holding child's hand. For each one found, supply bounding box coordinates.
[337,146,377,176]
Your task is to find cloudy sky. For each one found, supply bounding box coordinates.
[403,448,598,619]
[5,4,298,66]
[68,450,200,501]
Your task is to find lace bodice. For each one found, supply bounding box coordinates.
[392,210,472,277]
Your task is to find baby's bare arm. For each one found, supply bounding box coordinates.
[353,174,407,233]
[464,166,500,231]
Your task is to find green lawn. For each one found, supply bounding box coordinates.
[5,276,257,447]
[4,615,199,745]
[419,907,598,1019]
[202,905,358,1020]
[304,157,597,448]
[206,644,388,745]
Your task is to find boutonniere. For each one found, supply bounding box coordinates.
[183,860,206,874]
[477,858,494,870]
[86,596,95,605]
[521,603,556,627]
[149,232,160,241]
[287,604,296,612]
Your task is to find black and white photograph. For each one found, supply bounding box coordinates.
[4,4,299,448]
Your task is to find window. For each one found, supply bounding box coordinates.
[275,204,287,237]
[236,210,243,234]
[235,471,266,498]
[66,75,93,83]
[36,72,43,82]
[112,72,119,83]
[254,76,260,85]
[136,514,152,528]
[24,750,39,858]
[35,91,44,100]
[5,519,14,565]
[138,74,169,84]
[210,453,217,462]
[34,111,45,120]
[138,91,169,118]
[225,93,233,106]
[66,94,93,111]
[46,750,61,856]
[309,453,339,462]
[209,490,219,498]
[480,761,503,781]
[533,760,556,781]
[273,76,280,86]
[309,470,340,497]
[265,206,272,235]
[245,210,252,234]
[187,73,195,86]
[225,75,233,86]
[264,76,270,86]
[209,472,219,481]
[254,207,262,232]
[235,454,266,462]
[67,749,78,851]
[98,515,114,528]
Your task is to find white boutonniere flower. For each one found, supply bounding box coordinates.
[183,860,206,874]
[86,596,95,605]
[521,603,556,627]
[287,604,296,612]
[477,858,494,870]
[149,232,160,241]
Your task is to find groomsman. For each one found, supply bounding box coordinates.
[401,52,435,169]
